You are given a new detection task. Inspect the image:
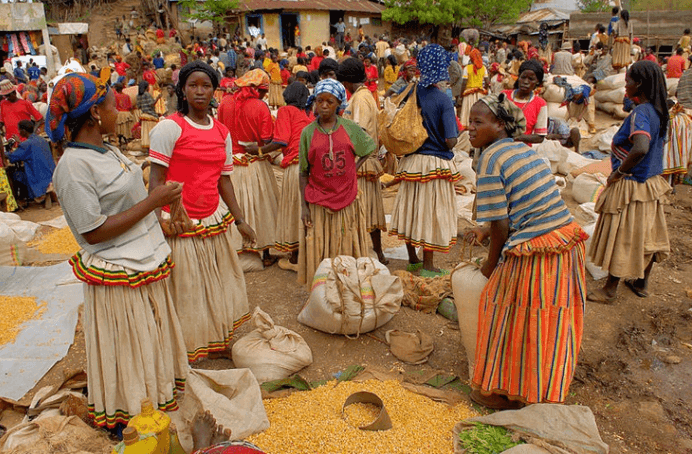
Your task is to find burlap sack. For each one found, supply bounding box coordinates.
[378,83,428,156]
[385,329,434,365]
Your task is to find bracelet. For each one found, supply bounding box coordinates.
[615,167,631,176]
[258,147,263,157]
[234,218,244,226]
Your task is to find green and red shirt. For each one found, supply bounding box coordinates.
[299,117,376,211]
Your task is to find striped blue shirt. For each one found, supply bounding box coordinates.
[475,138,572,252]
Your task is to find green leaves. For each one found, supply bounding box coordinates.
[178,0,239,24]
[383,0,531,28]
[457,422,525,454]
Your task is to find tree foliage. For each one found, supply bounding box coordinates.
[577,0,610,12]
[177,0,239,24]
[383,0,533,28]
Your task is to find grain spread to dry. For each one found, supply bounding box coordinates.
[246,379,478,454]
[28,227,80,255]
[0,295,47,345]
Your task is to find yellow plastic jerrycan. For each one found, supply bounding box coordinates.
[127,398,171,454]
[111,427,157,454]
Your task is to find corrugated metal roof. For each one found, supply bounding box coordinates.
[516,8,570,24]
[530,0,578,13]
[236,0,386,13]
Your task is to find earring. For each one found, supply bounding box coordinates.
[98,119,102,127]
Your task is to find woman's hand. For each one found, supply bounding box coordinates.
[607,169,624,186]
[243,143,260,155]
[301,205,312,228]
[464,226,491,245]
[237,221,256,246]
[149,181,182,207]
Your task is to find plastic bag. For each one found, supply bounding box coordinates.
[232,307,313,383]
[298,256,403,336]
[572,173,607,204]
[594,87,625,104]
[596,73,626,90]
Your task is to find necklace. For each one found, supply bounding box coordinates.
[511,90,534,114]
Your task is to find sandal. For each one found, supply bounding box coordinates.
[587,288,616,304]
[624,280,649,298]
[470,390,524,410]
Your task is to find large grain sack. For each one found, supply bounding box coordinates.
[547,101,568,120]
[594,86,625,104]
[570,157,612,178]
[232,307,313,383]
[298,256,403,335]
[596,73,626,90]
[667,78,679,98]
[534,140,597,175]
[596,99,616,114]
[451,260,488,377]
[542,84,564,103]
[572,172,607,204]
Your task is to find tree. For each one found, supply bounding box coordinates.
[177,0,239,34]
[383,0,533,29]
[576,0,610,12]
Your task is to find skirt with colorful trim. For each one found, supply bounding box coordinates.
[274,163,301,253]
[231,155,280,252]
[662,106,692,178]
[165,202,251,362]
[77,252,188,428]
[358,156,386,233]
[472,221,588,404]
[389,153,459,253]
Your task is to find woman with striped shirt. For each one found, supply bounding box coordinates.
[465,92,588,410]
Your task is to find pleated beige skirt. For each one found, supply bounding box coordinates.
[269,82,286,107]
[589,175,672,279]
[165,204,250,362]
[80,253,188,428]
[612,40,631,69]
[297,195,369,288]
[275,163,301,253]
[389,154,459,253]
[116,111,135,139]
[230,157,280,252]
[140,114,159,149]
[357,156,386,233]
[460,91,483,127]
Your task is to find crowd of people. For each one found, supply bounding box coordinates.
[0,9,688,451]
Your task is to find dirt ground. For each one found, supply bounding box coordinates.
[3,127,692,453]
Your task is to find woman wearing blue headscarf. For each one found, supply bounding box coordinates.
[48,73,188,429]
[297,79,377,287]
[389,44,461,272]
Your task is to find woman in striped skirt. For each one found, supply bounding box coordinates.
[465,92,588,409]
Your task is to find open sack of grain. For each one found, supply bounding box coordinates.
[298,256,403,335]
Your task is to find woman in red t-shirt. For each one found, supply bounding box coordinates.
[217,69,280,267]
[244,82,313,270]
[113,82,135,145]
[363,55,379,104]
[297,79,376,286]
[148,61,256,362]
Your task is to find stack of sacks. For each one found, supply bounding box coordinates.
[666,78,679,98]
[541,75,591,120]
[594,74,627,119]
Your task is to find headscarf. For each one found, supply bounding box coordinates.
[469,48,483,72]
[515,60,544,89]
[233,68,270,103]
[336,57,365,84]
[46,73,109,142]
[418,44,450,88]
[627,60,669,136]
[478,92,527,138]
[308,78,348,113]
[398,58,418,80]
[176,61,220,113]
[527,46,539,61]
[283,81,310,112]
[138,80,149,96]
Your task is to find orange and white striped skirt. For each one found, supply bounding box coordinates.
[472,222,588,404]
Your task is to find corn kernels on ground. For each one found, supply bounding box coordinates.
[343,402,380,427]
[246,379,478,454]
[28,227,80,255]
[0,295,46,345]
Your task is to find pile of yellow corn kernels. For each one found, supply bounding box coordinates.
[0,295,46,345]
[247,379,477,454]
[28,227,80,255]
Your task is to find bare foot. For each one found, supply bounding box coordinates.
[210,425,232,446]
[191,410,216,452]
[376,250,389,265]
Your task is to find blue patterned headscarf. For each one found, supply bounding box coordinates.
[418,44,451,88]
[308,79,348,113]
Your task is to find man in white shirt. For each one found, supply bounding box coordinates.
[333,18,346,47]
[257,33,267,50]
[323,42,336,60]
